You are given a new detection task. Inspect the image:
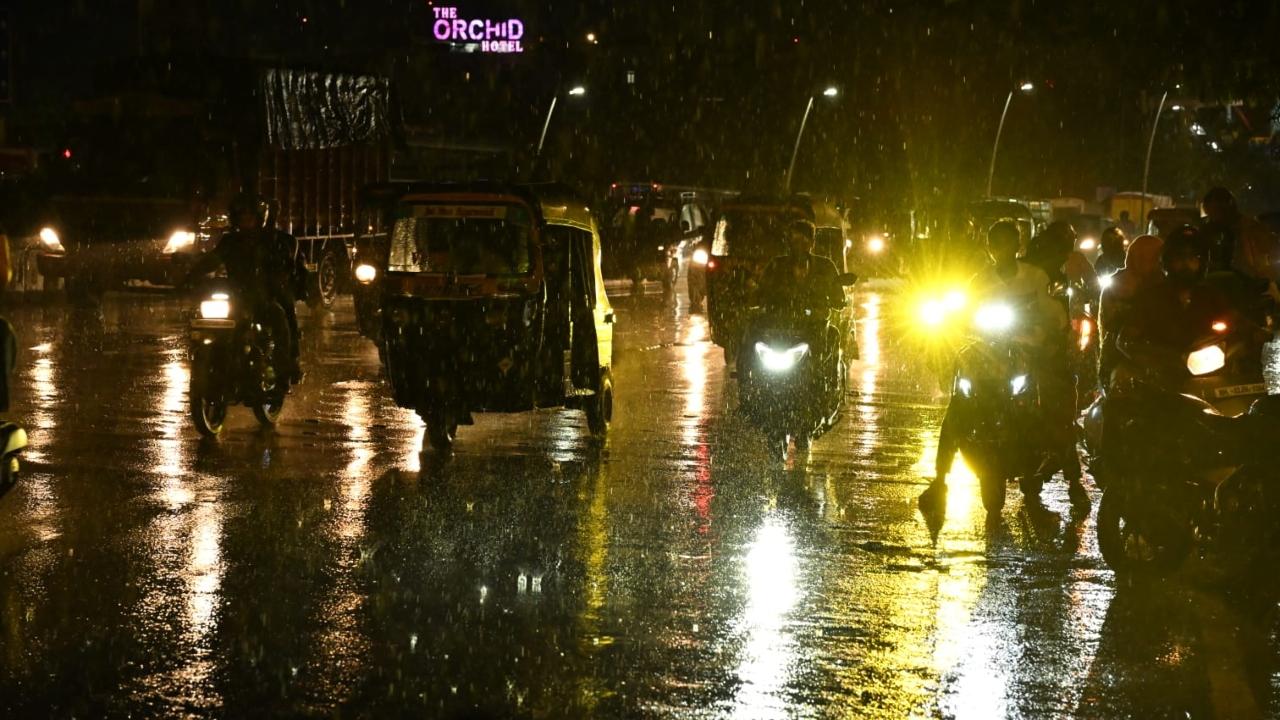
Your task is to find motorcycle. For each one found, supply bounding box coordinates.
[1083,321,1278,580]
[938,299,1062,513]
[0,319,26,500]
[187,283,291,436]
[737,276,856,458]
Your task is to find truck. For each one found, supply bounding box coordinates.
[32,60,392,307]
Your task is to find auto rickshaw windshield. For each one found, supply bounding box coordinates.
[388,202,533,276]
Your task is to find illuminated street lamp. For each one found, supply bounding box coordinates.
[985,81,1035,197]
[1141,89,1171,230]
[785,86,839,193]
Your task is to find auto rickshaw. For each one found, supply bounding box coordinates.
[705,195,856,365]
[354,182,615,452]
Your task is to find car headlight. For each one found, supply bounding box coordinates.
[692,248,710,265]
[163,230,196,254]
[957,377,973,397]
[1010,374,1028,395]
[754,341,810,373]
[973,303,1015,333]
[1187,344,1225,376]
[866,235,886,254]
[39,227,66,253]
[355,263,378,283]
[200,292,231,320]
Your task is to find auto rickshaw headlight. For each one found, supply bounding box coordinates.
[355,263,377,283]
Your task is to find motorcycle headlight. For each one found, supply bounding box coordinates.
[692,248,710,265]
[973,303,1015,333]
[355,263,378,283]
[1010,374,1028,395]
[866,235,886,254]
[1187,344,1225,376]
[163,230,196,254]
[754,341,810,373]
[200,292,231,320]
[957,377,973,397]
[39,227,66,253]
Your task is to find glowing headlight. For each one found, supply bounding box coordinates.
[692,248,710,265]
[39,227,66,253]
[163,230,196,254]
[200,293,231,320]
[974,303,1015,333]
[754,341,810,373]
[355,263,378,283]
[1078,237,1098,252]
[1010,374,1028,395]
[1098,274,1114,290]
[866,235,886,254]
[1186,344,1225,376]
[957,377,973,397]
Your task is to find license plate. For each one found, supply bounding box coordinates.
[1213,383,1267,398]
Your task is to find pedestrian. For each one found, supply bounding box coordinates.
[1117,210,1137,238]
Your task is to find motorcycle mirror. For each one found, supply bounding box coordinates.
[838,272,859,286]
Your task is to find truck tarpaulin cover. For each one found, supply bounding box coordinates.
[262,69,390,150]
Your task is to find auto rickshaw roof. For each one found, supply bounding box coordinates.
[362,181,595,229]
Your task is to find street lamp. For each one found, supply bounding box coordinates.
[1140,89,1170,232]
[785,86,839,193]
[985,81,1035,198]
[535,85,587,163]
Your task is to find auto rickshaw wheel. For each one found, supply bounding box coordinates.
[307,248,342,309]
[586,369,613,436]
[422,408,457,453]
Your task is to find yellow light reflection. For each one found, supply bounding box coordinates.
[187,501,223,637]
[911,426,978,522]
[732,516,798,717]
[680,315,709,448]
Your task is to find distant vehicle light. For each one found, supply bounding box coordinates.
[1078,237,1098,252]
[1187,344,1225,375]
[163,230,196,254]
[39,227,65,253]
[1010,374,1028,396]
[1212,320,1228,333]
[1078,318,1093,351]
[355,264,378,283]
[692,249,709,265]
[866,235,886,254]
[957,377,973,397]
[1098,274,1114,290]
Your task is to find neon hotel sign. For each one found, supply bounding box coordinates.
[432,6,525,54]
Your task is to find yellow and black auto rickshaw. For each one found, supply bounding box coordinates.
[354,182,615,452]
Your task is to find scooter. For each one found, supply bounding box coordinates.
[737,279,856,458]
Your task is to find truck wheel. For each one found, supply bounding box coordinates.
[307,248,343,309]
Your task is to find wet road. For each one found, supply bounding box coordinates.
[1,287,1277,718]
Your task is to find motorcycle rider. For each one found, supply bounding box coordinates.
[1097,235,1164,389]
[1199,187,1278,282]
[754,218,846,384]
[921,220,1089,511]
[1115,225,1235,381]
[186,193,303,384]
[1093,227,1128,278]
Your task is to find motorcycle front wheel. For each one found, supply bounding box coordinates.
[421,407,458,453]
[190,350,228,437]
[1097,486,1191,580]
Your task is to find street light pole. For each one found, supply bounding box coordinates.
[535,95,559,162]
[985,82,1034,198]
[1140,90,1169,234]
[986,91,1014,198]
[785,95,816,195]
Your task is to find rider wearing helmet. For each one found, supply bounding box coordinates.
[757,218,845,311]
[187,193,304,383]
[1116,225,1232,371]
[923,220,1088,511]
[1199,187,1278,282]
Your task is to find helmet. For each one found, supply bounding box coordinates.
[1160,224,1209,283]
[787,218,816,240]
[228,193,269,230]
